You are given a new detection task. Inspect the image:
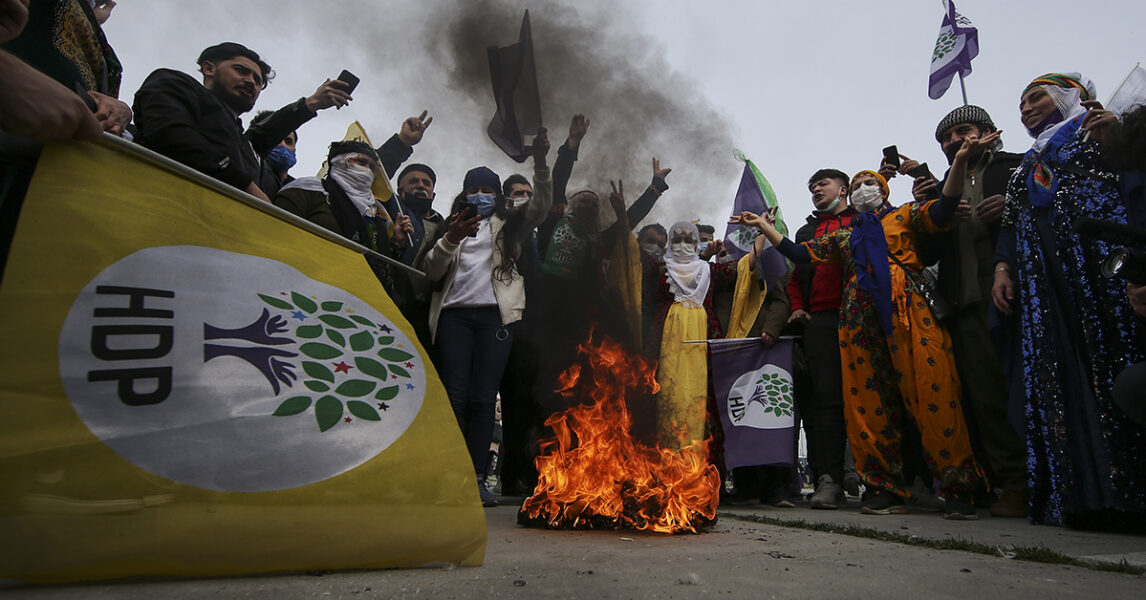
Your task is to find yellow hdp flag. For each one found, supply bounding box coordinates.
[0,140,484,584]
[316,121,397,204]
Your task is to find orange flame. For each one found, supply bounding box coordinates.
[519,333,720,534]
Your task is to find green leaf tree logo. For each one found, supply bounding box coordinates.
[931,30,957,63]
[204,290,417,433]
[745,372,794,418]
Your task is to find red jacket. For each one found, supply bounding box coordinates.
[786,209,855,313]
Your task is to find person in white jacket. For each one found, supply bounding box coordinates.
[422,157,551,506]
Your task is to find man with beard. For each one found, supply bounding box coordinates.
[903,105,1026,517]
[132,42,351,201]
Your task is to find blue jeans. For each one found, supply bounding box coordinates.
[437,306,514,475]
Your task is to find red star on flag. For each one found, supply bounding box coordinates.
[344,417,352,423]
[333,361,352,374]
[405,362,414,369]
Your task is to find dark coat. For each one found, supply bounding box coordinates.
[132,68,315,197]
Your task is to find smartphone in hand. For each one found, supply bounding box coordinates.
[910,162,933,180]
[882,145,900,168]
[457,202,479,236]
[335,70,360,94]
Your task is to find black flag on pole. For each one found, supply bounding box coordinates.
[486,10,542,163]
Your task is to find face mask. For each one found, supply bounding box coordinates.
[267,145,297,172]
[331,162,375,194]
[850,184,885,213]
[511,196,531,209]
[641,241,665,260]
[817,191,842,214]
[670,241,699,259]
[467,192,497,217]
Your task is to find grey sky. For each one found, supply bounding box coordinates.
[105,0,1143,231]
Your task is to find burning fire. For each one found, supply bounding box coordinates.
[519,333,720,534]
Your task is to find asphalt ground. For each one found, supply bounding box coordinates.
[5,492,1145,599]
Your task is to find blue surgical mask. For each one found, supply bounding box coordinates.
[267,144,297,172]
[467,192,496,217]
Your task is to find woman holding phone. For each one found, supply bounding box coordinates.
[423,164,551,506]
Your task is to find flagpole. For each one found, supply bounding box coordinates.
[958,71,968,106]
[683,336,798,344]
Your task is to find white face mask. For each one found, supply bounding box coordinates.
[329,154,379,216]
[641,241,665,260]
[670,240,699,260]
[850,184,885,213]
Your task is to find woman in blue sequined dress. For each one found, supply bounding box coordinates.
[991,73,1146,528]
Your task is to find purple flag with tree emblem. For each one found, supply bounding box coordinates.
[723,151,789,288]
[710,338,796,469]
[928,0,979,100]
[486,11,542,163]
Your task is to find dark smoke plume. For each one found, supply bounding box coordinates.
[428,0,739,228]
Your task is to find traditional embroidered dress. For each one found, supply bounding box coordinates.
[999,99,1146,527]
[793,201,983,498]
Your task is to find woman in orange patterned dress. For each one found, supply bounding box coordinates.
[733,158,989,518]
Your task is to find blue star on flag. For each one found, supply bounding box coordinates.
[405,383,416,390]
[291,310,308,321]
[379,324,392,333]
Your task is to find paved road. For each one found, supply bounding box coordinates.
[6,497,1145,599]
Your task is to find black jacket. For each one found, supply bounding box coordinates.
[933,150,1023,307]
[132,68,316,196]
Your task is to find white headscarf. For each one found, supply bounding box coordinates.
[664,221,710,309]
[1025,72,1097,153]
[328,153,380,216]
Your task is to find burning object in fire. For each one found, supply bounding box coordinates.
[519,334,719,534]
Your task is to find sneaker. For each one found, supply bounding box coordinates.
[477,478,498,507]
[944,494,979,520]
[860,488,908,515]
[989,489,1028,518]
[905,476,945,512]
[842,472,862,497]
[809,475,846,510]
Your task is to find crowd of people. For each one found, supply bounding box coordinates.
[3,0,1146,529]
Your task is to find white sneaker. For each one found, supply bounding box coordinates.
[809,475,846,510]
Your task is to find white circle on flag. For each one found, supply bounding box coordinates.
[58,246,425,492]
[726,364,795,430]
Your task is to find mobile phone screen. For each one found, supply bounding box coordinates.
[336,70,360,94]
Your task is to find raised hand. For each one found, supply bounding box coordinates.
[1081,100,1118,144]
[700,240,723,261]
[399,110,433,146]
[305,78,352,112]
[567,113,590,149]
[444,207,482,244]
[953,131,1002,164]
[911,175,938,202]
[652,157,672,181]
[393,213,414,248]
[532,126,550,163]
[609,179,626,219]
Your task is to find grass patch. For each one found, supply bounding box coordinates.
[719,512,1145,575]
